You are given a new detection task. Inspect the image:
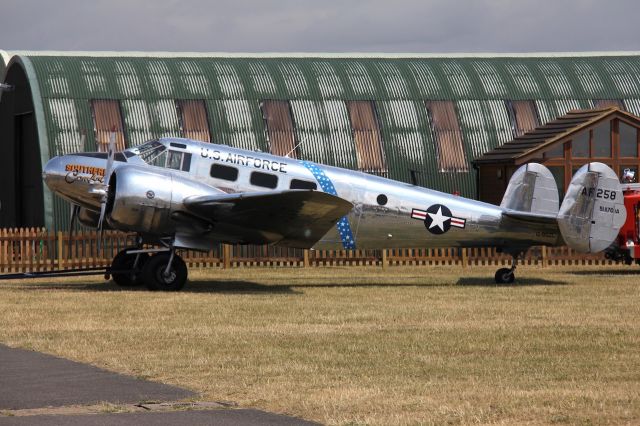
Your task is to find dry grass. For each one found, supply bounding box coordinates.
[0,265,639,425]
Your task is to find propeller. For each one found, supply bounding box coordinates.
[97,130,117,253]
[68,204,80,258]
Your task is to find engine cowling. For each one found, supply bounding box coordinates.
[105,165,222,235]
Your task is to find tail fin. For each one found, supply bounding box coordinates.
[500,162,559,216]
[557,162,626,253]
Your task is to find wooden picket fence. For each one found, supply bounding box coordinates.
[0,227,616,273]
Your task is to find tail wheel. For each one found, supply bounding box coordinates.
[494,267,515,284]
[111,249,148,287]
[142,253,188,291]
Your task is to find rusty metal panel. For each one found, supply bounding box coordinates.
[261,100,297,157]
[507,100,540,136]
[176,100,211,142]
[90,100,126,151]
[425,101,468,172]
[346,101,387,174]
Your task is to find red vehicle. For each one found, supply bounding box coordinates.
[605,182,640,264]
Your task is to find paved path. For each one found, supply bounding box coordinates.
[0,344,317,425]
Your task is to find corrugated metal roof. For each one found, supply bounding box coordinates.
[7,52,640,229]
[474,107,640,164]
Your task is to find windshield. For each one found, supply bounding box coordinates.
[136,140,167,167]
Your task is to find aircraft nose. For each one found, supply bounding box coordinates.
[42,156,65,190]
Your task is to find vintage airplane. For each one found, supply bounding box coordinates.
[42,136,627,290]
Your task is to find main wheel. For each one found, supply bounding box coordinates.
[494,267,515,284]
[111,249,149,287]
[142,253,188,291]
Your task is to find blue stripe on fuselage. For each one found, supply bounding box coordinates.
[301,161,356,249]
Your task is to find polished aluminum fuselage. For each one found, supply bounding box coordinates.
[43,138,562,251]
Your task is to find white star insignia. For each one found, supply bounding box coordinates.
[428,206,451,231]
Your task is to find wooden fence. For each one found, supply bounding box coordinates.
[0,227,615,273]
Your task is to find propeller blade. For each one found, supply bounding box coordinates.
[68,204,80,259]
[97,130,117,255]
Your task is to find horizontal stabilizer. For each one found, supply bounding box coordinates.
[183,190,353,248]
[557,162,626,253]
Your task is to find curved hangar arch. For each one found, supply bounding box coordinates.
[0,56,50,228]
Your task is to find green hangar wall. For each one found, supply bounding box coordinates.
[3,52,640,230]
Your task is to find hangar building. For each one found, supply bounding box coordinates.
[2,51,640,230]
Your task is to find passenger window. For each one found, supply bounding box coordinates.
[290,179,317,190]
[210,164,239,181]
[250,171,278,189]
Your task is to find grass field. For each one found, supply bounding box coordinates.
[0,265,639,425]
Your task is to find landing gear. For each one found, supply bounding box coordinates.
[494,252,522,284]
[110,248,149,287]
[141,251,188,291]
[494,267,515,284]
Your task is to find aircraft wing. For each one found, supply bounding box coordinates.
[182,190,353,248]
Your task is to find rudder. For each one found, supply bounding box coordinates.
[557,162,626,253]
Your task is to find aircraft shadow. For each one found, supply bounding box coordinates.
[568,268,640,276]
[16,278,568,293]
[17,280,300,294]
[455,277,568,287]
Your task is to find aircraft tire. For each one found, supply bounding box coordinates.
[494,268,515,284]
[111,249,148,287]
[142,253,188,291]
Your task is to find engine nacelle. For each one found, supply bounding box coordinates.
[106,165,222,235]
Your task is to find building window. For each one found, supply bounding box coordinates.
[544,143,565,159]
[592,121,611,157]
[506,100,539,137]
[594,99,624,109]
[619,120,638,157]
[345,101,387,175]
[260,100,297,158]
[425,101,468,172]
[176,100,211,142]
[571,131,590,157]
[210,164,238,181]
[547,165,565,199]
[250,171,278,189]
[90,100,126,152]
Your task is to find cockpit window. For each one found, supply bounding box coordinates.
[137,141,167,167]
[130,140,191,172]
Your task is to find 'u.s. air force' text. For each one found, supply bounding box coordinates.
[201,148,287,173]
